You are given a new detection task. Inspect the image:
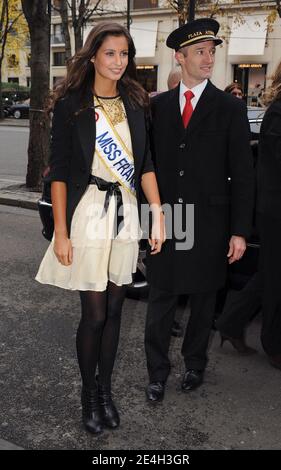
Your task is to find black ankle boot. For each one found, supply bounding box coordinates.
[81,386,103,434]
[97,379,120,429]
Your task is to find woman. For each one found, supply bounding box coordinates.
[217,63,281,369]
[257,61,281,369]
[224,82,243,99]
[36,22,164,434]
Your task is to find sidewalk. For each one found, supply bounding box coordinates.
[1,174,281,450]
[0,181,40,210]
[0,118,29,127]
[0,119,39,209]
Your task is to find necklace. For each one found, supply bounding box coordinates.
[95,94,120,99]
[94,95,126,126]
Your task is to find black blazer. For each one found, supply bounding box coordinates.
[257,98,281,219]
[147,80,255,294]
[48,84,154,235]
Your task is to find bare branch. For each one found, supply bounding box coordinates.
[84,1,103,23]
[6,12,24,34]
[277,0,281,18]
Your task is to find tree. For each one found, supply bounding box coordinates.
[0,0,28,119]
[53,0,103,58]
[21,0,51,190]
[277,0,281,18]
[53,0,72,61]
[167,0,189,25]
[166,0,281,26]
[0,0,9,119]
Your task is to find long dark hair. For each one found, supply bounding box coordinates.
[224,82,243,95]
[51,21,148,109]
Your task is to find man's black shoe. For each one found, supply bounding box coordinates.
[146,381,165,403]
[171,320,183,337]
[181,369,204,392]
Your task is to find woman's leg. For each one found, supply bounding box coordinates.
[76,290,107,389]
[77,290,107,434]
[97,281,126,429]
[98,281,127,384]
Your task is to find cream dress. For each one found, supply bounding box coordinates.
[36,96,141,291]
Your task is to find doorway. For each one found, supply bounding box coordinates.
[136,65,158,93]
[233,64,267,106]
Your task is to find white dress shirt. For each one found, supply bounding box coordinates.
[179,79,208,114]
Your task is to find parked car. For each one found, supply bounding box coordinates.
[7,100,30,119]
[37,106,265,299]
[2,90,29,103]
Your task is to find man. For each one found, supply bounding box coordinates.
[167,66,186,339]
[145,18,254,402]
[167,67,182,91]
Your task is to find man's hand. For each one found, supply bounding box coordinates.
[227,235,246,264]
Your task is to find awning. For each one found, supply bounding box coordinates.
[228,15,267,55]
[130,21,158,58]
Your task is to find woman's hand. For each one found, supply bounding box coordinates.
[54,233,73,266]
[149,211,166,255]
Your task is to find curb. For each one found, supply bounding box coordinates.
[0,183,41,211]
[0,197,38,210]
[0,119,29,128]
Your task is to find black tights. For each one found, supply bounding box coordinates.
[76,282,126,389]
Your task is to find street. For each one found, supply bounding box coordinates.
[0,125,29,184]
[0,204,281,450]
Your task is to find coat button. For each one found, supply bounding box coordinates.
[179,143,186,149]
[178,197,183,203]
[179,170,184,176]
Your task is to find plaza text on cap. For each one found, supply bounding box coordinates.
[166,18,223,51]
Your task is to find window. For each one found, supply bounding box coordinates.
[27,53,31,67]
[52,23,65,43]
[53,24,62,36]
[27,77,31,87]
[136,65,157,92]
[53,51,66,66]
[233,63,267,107]
[53,76,64,86]
[52,0,61,14]
[131,0,158,9]
[8,77,19,84]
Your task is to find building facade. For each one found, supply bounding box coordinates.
[2,0,281,104]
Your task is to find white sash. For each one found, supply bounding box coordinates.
[95,107,136,197]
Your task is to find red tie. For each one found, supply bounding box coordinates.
[182,90,194,128]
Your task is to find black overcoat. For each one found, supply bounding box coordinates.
[147,80,254,294]
[47,84,153,236]
[257,98,281,220]
[257,98,281,355]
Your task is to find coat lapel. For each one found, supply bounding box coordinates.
[119,85,145,174]
[75,83,146,175]
[169,84,186,140]
[75,85,96,170]
[186,81,218,136]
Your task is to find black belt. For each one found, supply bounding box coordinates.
[88,175,124,235]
